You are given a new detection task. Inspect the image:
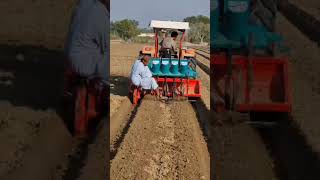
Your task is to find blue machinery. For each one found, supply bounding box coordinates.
[211,0,282,50]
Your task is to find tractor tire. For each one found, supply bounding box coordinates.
[251,0,278,32]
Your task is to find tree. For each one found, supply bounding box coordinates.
[111,19,140,40]
[139,28,153,33]
[189,22,210,44]
[183,15,210,24]
[184,15,210,43]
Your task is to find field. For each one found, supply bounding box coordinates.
[109,42,211,179]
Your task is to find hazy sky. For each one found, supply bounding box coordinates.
[111,0,210,28]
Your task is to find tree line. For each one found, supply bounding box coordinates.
[111,15,210,44]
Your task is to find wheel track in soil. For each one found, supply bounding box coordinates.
[195,48,210,60]
[110,100,210,180]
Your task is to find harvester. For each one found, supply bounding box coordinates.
[211,0,292,114]
[130,20,201,104]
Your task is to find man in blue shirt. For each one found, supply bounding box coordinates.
[65,0,110,83]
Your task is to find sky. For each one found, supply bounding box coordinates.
[111,0,210,28]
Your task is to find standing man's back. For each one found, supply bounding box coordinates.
[65,0,110,81]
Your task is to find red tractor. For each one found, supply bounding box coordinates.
[130,20,202,105]
[211,0,292,115]
[63,66,108,138]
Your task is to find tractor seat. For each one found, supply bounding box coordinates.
[159,48,177,58]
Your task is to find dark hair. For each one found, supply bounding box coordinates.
[171,31,178,38]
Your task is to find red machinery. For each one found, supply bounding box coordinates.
[131,20,201,105]
[64,68,108,137]
[211,53,291,113]
[211,0,291,114]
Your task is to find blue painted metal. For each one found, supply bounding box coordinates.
[211,0,283,49]
[170,59,179,74]
[148,58,198,78]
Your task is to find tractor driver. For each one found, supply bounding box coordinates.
[130,55,160,96]
[159,31,179,58]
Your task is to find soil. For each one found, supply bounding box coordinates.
[110,43,143,77]
[111,42,142,58]
[276,14,320,152]
[110,42,210,179]
[288,0,320,21]
[0,45,73,179]
[0,0,77,48]
[0,103,67,178]
[195,50,211,110]
[76,118,108,180]
[110,94,127,118]
[208,121,277,180]
[110,99,210,180]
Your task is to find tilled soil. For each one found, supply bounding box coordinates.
[0,46,73,179]
[109,75,134,154]
[110,96,133,154]
[76,119,108,180]
[110,94,128,118]
[195,51,211,110]
[111,42,143,57]
[195,50,210,68]
[0,102,65,178]
[0,0,77,48]
[276,14,320,152]
[288,0,320,21]
[209,121,277,180]
[110,100,210,180]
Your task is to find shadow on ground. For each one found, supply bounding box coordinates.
[110,76,129,97]
[0,45,65,110]
[253,113,320,180]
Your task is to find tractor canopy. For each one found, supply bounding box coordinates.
[144,20,192,58]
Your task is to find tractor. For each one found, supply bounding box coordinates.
[63,63,108,138]
[130,20,201,104]
[211,0,292,114]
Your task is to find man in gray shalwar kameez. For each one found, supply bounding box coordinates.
[65,0,110,83]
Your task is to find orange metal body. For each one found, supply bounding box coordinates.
[211,53,292,113]
[156,77,201,98]
[130,78,201,105]
[133,28,201,104]
[180,49,196,59]
[64,68,107,137]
